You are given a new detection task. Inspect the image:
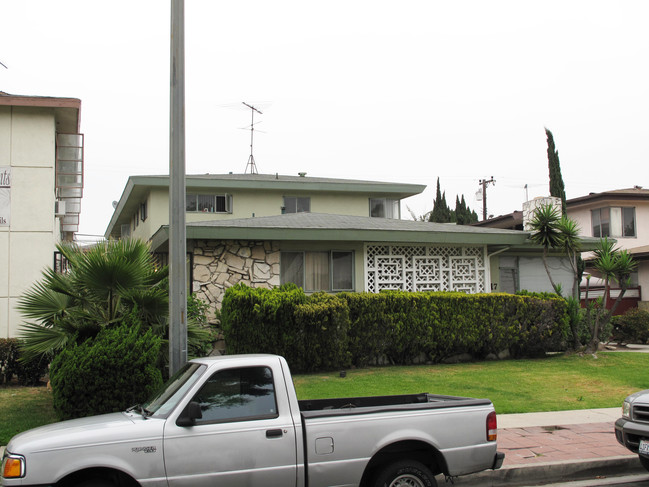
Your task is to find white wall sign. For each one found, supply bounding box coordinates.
[0,167,11,226]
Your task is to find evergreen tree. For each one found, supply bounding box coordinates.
[428,179,478,225]
[429,178,452,223]
[455,195,478,225]
[545,128,567,214]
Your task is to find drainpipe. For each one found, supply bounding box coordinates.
[486,247,511,292]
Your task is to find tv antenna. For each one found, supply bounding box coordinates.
[242,102,262,174]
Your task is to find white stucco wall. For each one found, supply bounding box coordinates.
[0,107,58,337]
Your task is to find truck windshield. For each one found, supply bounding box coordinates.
[143,363,206,418]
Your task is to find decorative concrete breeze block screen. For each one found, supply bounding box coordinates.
[365,244,487,294]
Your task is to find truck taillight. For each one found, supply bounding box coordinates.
[486,411,497,442]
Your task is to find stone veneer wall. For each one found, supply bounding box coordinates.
[192,240,280,321]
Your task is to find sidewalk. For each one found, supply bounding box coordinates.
[449,407,646,486]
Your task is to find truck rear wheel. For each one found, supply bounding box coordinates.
[374,459,437,487]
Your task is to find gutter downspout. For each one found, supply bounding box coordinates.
[486,247,511,293]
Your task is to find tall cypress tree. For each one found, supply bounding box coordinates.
[429,178,451,223]
[428,178,477,225]
[545,128,567,214]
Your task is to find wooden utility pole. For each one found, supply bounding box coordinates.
[479,177,496,221]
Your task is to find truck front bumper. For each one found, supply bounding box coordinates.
[615,417,649,454]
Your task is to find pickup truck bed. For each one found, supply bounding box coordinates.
[300,392,492,411]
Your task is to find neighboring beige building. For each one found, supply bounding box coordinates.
[475,188,648,311]
[0,92,83,337]
[567,187,649,311]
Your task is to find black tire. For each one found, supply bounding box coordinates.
[72,478,115,487]
[373,459,437,487]
[640,455,649,473]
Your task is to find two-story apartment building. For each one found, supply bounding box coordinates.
[105,173,585,320]
[0,92,84,338]
[566,187,649,311]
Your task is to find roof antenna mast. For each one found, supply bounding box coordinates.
[242,102,262,174]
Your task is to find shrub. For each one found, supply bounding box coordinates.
[293,293,351,372]
[612,308,649,344]
[0,339,49,386]
[221,286,570,371]
[221,283,307,358]
[0,339,19,384]
[49,318,163,420]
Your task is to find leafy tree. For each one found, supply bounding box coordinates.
[529,205,584,348]
[545,128,567,214]
[583,238,637,353]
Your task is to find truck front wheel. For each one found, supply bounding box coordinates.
[373,460,437,487]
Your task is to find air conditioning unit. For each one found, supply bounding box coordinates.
[55,200,66,217]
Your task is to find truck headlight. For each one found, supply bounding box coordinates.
[1,452,25,479]
[623,400,631,419]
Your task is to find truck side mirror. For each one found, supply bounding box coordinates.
[176,401,203,427]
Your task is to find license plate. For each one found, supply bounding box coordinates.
[640,439,649,455]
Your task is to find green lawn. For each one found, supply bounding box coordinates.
[293,352,649,414]
[0,386,58,446]
[2,352,648,446]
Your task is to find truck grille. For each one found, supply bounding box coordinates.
[633,404,649,423]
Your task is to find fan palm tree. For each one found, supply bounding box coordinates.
[18,239,169,363]
[528,204,564,293]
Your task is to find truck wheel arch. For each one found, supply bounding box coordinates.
[359,440,447,486]
[56,467,140,487]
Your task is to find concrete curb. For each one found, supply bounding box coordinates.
[443,455,644,487]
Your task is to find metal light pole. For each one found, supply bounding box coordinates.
[169,0,187,375]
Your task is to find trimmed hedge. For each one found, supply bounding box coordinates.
[612,308,649,344]
[221,286,570,372]
[49,321,163,420]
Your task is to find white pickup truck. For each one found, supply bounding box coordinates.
[2,354,503,487]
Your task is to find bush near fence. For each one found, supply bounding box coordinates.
[0,338,49,386]
[221,285,569,372]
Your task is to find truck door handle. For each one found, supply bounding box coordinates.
[266,429,283,438]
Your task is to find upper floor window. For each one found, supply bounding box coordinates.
[186,194,232,213]
[283,196,310,214]
[370,198,400,219]
[280,250,354,292]
[591,207,635,237]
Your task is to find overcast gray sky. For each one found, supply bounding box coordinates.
[2,1,648,238]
